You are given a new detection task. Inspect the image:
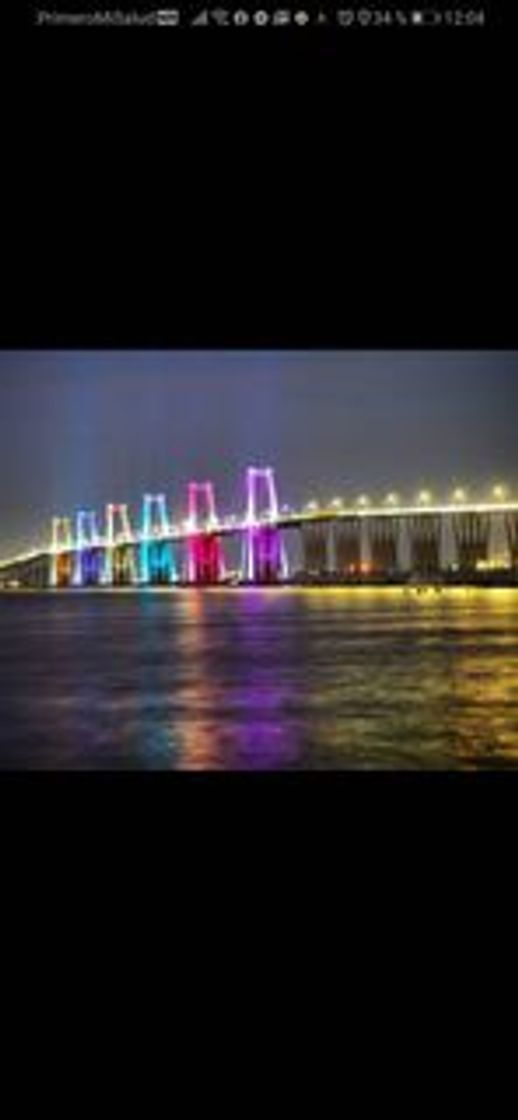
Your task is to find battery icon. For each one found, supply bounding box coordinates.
[411,10,441,25]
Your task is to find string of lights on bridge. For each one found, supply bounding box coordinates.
[300,484,513,516]
[1,470,517,587]
[53,481,518,549]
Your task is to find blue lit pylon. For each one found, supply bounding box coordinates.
[139,493,176,584]
[73,509,100,586]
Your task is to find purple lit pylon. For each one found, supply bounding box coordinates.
[242,467,288,583]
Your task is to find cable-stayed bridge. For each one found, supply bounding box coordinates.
[1,467,518,588]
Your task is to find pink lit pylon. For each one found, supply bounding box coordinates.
[185,481,225,584]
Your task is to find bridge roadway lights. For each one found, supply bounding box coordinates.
[452,512,490,573]
[408,514,442,579]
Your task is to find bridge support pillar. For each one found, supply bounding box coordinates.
[452,512,490,574]
[301,523,330,579]
[333,518,362,578]
[408,515,442,578]
[505,513,518,570]
[35,555,52,588]
[368,517,400,576]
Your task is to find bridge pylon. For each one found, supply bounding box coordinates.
[50,516,73,587]
[104,503,136,585]
[73,510,101,586]
[185,481,225,583]
[242,467,288,583]
[139,493,176,584]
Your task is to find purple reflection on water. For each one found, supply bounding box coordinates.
[229,589,302,769]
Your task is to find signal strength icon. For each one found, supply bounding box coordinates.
[191,8,209,23]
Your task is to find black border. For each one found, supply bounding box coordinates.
[3,1,516,350]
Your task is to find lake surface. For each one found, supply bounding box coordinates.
[1,587,518,769]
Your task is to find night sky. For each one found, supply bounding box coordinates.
[0,351,517,557]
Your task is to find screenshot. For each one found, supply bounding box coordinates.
[1,0,516,776]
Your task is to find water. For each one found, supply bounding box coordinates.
[1,587,518,769]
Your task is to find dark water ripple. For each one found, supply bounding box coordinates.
[1,587,518,769]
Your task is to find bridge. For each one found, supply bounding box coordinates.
[1,467,518,589]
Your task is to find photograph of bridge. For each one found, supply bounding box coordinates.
[1,476,518,590]
[0,350,517,768]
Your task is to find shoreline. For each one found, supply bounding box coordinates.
[1,581,518,594]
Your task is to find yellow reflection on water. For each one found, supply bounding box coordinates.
[166,586,518,770]
[170,590,219,769]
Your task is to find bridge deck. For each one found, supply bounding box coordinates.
[1,501,518,570]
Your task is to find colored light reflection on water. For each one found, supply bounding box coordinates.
[0,587,518,769]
